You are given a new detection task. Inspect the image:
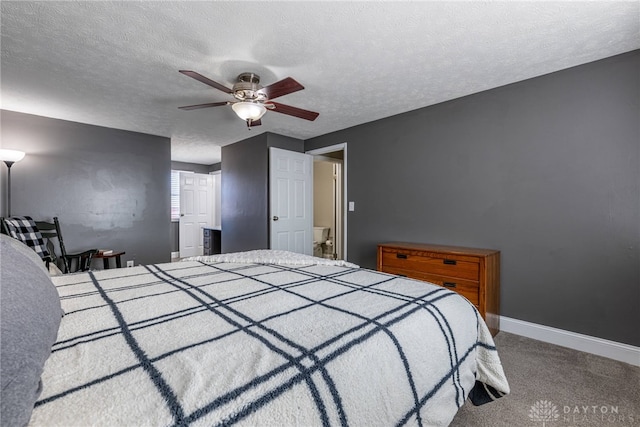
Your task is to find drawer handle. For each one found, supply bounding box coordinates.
[396,253,408,259]
[443,259,457,265]
[443,282,457,288]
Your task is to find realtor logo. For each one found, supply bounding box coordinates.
[529,400,560,426]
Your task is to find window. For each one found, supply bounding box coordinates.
[170,170,180,221]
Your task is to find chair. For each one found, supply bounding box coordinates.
[1,216,98,273]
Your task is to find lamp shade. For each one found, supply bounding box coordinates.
[231,102,267,121]
[0,149,25,163]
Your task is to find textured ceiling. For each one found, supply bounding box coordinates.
[1,1,639,165]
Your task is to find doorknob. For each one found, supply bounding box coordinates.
[272,216,279,221]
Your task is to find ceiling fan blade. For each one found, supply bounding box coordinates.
[179,70,232,94]
[178,101,229,110]
[269,102,319,121]
[262,77,304,100]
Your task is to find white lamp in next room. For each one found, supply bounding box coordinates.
[0,149,26,217]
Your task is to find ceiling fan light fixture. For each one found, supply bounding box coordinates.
[232,102,267,121]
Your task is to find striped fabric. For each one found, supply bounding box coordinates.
[2,216,51,260]
[30,256,509,427]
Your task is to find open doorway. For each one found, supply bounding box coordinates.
[170,166,220,260]
[307,144,346,261]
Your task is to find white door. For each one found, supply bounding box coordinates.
[179,172,213,258]
[269,148,313,255]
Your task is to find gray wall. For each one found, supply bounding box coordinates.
[0,110,171,266]
[221,132,304,253]
[305,50,640,346]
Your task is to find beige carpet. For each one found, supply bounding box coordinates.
[450,332,640,426]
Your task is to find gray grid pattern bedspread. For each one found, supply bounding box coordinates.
[30,260,509,427]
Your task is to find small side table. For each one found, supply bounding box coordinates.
[94,251,126,269]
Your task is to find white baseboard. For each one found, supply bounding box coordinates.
[500,316,640,367]
[171,251,180,259]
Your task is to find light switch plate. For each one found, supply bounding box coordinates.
[348,201,355,212]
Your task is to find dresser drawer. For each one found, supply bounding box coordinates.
[381,266,479,305]
[380,250,479,281]
[422,274,479,306]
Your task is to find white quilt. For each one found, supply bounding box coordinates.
[182,249,360,268]
[30,251,509,426]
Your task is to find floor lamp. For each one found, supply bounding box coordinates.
[0,149,26,217]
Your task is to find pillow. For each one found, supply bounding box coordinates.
[47,262,64,276]
[2,216,51,260]
[0,234,62,427]
[2,232,49,275]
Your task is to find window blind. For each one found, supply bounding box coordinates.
[171,170,180,221]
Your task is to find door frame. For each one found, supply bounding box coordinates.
[209,170,222,228]
[306,143,348,261]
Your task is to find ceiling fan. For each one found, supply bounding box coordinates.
[178,70,319,129]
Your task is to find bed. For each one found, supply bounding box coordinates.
[1,238,509,427]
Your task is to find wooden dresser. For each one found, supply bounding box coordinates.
[377,242,500,335]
